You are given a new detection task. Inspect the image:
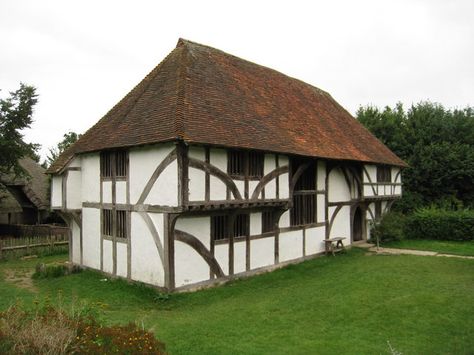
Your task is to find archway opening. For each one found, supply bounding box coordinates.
[353,207,363,242]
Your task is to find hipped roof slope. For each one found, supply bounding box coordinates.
[48,38,406,173]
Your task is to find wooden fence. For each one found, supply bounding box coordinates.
[0,224,69,259]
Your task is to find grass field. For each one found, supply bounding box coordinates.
[382,239,474,256]
[1,248,473,354]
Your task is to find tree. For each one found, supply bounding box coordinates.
[357,102,474,212]
[0,83,39,177]
[44,131,81,168]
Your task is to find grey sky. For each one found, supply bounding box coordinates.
[1,0,473,161]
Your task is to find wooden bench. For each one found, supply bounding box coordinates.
[323,237,346,256]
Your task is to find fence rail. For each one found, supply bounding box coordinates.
[0,224,69,259]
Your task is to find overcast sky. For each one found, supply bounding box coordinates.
[1,0,473,161]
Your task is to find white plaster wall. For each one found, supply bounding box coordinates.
[279,211,290,228]
[214,244,229,275]
[145,160,178,206]
[367,203,375,221]
[234,180,245,199]
[66,170,82,209]
[365,165,377,182]
[68,157,81,168]
[364,185,375,197]
[130,212,164,287]
[175,216,210,249]
[234,240,246,274]
[317,194,325,223]
[329,206,351,241]
[102,181,112,203]
[264,154,276,174]
[81,153,100,202]
[393,168,401,183]
[250,212,262,235]
[71,219,81,264]
[51,176,62,208]
[175,241,210,287]
[264,179,276,199]
[279,230,303,262]
[305,226,326,255]
[249,180,259,199]
[103,239,113,274]
[188,167,205,201]
[328,168,351,202]
[317,161,326,190]
[279,155,289,199]
[116,181,127,204]
[250,237,274,269]
[129,143,175,204]
[82,207,101,269]
[394,185,402,195]
[189,146,205,160]
[116,242,127,278]
[382,201,388,214]
[209,148,228,201]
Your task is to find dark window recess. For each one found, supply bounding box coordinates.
[377,166,391,183]
[101,209,128,239]
[227,150,264,179]
[262,210,274,233]
[100,151,128,178]
[211,213,250,241]
[290,158,316,226]
[102,209,113,236]
[375,202,382,219]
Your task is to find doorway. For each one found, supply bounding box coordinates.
[353,207,364,242]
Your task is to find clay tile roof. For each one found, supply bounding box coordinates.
[47,38,406,174]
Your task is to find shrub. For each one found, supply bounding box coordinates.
[405,208,474,241]
[32,263,81,279]
[0,302,166,354]
[370,211,407,243]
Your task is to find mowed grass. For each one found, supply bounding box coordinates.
[382,239,474,256]
[1,249,474,354]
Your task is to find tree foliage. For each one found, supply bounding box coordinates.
[357,102,474,212]
[44,131,80,168]
[0,83,39,177]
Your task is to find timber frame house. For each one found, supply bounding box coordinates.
[47,39,406,291]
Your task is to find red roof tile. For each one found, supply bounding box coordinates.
[47,39,406,173]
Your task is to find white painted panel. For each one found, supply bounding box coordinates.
[264,179,276,199]
[234,180,245,199]
[129,143,175,204]
[175,241,209,287]
[279,211,290,228]
[329,206,350,242]
[250,237,274,269]
[116,242,127,278]
[66,171,82,209]
[317,161,326,190]
[249,180,258,199]
[264,154,276,174]
[305,226,326,255]
[116,181,127,204]
[250,212,262,236]
[279,172,289,199]
[189,146,205,160]
[317,194,325,223]
[210,176,227,200]
[71,219,81,264]
[367,203,375,221]
[328,168,351,202]
[103,239,113,274]
[364,185,374,197]
[234,240,246,274]
[393,168,401,183]
[51,176,62,208]
[365,165,377,182]
[279,230,303,262]
[131,212,164,287]
[102,181,112,203]
[82,208,101,269]
[210,148,227,170]
[175,216,210,249]
[381,201,388,214]
[145,160,178,206]
[214,244,229,275]
[395,185,401,195]
[189,167,205,201]
[81,153,100,202]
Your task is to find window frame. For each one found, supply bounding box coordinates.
[101,208,129,240]
[227,150,264,180]
[377,166,391,183]
[290,158,317,226]
[211,213,250,242]
[100,150,129,180]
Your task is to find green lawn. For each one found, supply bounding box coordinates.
[382,239,474,256]
[1,249,474,354]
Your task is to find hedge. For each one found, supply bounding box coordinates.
[405,208,474,241]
